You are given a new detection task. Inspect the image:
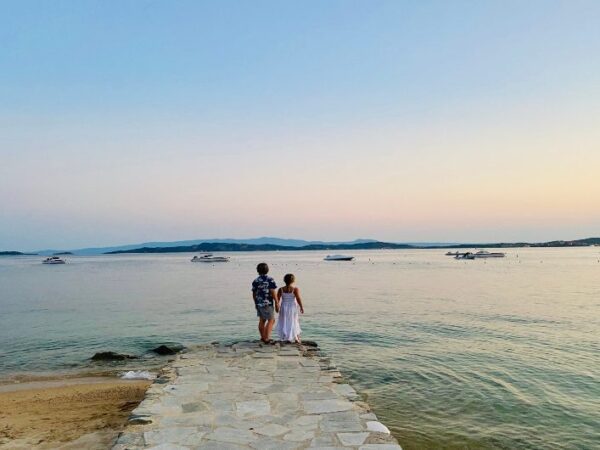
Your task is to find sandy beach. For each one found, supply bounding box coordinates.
[0,377,150,449]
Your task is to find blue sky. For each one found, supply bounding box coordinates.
[1,1,599,250]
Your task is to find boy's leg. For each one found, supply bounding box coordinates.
[258,318,266,341]
[265,318,275,341]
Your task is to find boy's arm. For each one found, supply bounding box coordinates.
[252,284,257,307]
[294,288,304,313]
[271,288,280,312]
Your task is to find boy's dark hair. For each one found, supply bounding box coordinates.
[284,273,295,285]
[256,262,269,275]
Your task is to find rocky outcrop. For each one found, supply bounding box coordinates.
[151,344,184,356]
[91,351,137,361]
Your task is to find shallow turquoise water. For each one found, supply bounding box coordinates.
[1,249,599,449]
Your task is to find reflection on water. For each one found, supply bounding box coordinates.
[1,248,599,449]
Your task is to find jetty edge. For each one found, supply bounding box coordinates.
[112,340,402,449]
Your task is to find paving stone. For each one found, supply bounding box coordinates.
[250,437,303,450]
[291,414,321,427]
[337,432,370,445]
[252,422,290,436]
[310,433,338,447]
[236,399,271,417]
[205,427,258,444]
[145,427,208,446]
[252,353,275,358]
[145,444,190,450]
[284,428,315,441]
[159,412,214,427]
[181,402,209,413]
[321,420,363,432]
[332,384,358,398]
[300,390,338,401]
[303,399,354,414]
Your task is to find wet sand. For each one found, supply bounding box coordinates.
[0,377,151,449]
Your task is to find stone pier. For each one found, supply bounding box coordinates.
[113,341,402,450]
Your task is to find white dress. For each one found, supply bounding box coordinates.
[276,289,302,342]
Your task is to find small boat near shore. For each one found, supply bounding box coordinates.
[42,256,66,264]
[473,250,505,258]
[191,255,230,263]
[324,254,354,261]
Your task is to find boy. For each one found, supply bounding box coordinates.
[251,262,278,343]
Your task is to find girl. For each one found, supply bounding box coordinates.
[275,273,304,343]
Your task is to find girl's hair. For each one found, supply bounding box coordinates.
[283,273,295,285]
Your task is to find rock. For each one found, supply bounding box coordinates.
[302,340,318,347]
[366,421,391,434]
[91,351,136,361]
[152,344,183,355]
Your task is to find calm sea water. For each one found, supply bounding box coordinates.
[1,249,599,449]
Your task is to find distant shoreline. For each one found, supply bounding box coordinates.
[106,238,600,254]
[3,237,598,256]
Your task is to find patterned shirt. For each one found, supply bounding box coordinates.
[252,275,277,308]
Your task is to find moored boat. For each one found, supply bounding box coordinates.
[455,252,475,260]
[42,256,66,264]
[191,255,230,263]
[473,250,505,258]
[324,254,354,261]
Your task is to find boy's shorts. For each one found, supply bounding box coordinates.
[256,305,274,320]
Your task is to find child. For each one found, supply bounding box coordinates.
[275,273,304,343]
[251,262,278,344]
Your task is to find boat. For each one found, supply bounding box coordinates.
[473,250,505,258]
[324,254,354,261]
[454,252,475,260]
[446,251,469,256]
[191,255,230,263]
[42,256,66,264]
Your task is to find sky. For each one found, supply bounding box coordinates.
[1,0,599,251]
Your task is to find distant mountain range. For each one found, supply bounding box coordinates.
[33,237,379,256]
[106,237,600,254]
[107,241,415,254]
[2,236,598,256]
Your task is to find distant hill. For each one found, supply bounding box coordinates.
[29,236,600,255]
[36,237,379,255]
[0,251,37,256]
[107,241,413,254]
[105,236,600,254]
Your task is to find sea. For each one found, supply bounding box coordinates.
[1,248,599,449]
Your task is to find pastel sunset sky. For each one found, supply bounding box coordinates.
[1,1,599,250]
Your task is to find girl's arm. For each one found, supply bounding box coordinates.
[294,287,304,314]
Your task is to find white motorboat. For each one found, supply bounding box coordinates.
[473,250,505,258]
[454,252,475,260]
[42,256,66,264]
[191,255,230,263]
[324,254,354,261]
